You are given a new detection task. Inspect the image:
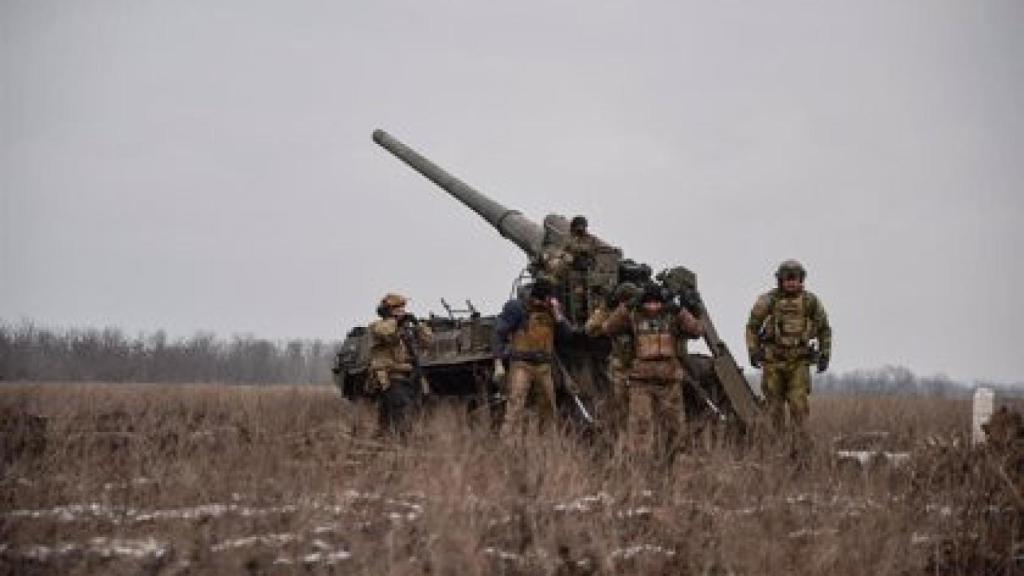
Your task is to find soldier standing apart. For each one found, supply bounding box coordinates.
[493,279,573,441]
[369,293,433,436]
[601,285,704,460]
[746,260,831,437]
[585,282,642,439]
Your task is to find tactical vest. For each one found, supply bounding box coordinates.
[611,333,635,364]
[369,319,413,372]
[631,311,678,361]
[510,305,556,355]
[764,292,816,350]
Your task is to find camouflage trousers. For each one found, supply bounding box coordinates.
[502,360,556,441]
[625,379,685,460]
[601,358,630,438]
[761,358,811,432]
[377,374,420,437]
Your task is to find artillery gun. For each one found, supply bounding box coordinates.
[333,130,760,430]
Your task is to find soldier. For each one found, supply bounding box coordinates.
[564,216,599,325]
[745,260,831,436]
[601,284,704,459]
[368,293,433,436]
[532,216,600,327]
[493,279,573,440]
[585,281,642,438]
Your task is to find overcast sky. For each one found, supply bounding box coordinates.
[2,1,1022,383]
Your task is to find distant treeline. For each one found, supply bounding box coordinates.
[2,322,1019,395]
[0,322,338,385]
[812,365,1021,397]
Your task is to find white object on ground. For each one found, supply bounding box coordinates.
[972,387,995,445]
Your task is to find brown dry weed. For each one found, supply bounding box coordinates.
[1,383,1020,575]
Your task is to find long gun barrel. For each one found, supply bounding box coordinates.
[372,129,546,257]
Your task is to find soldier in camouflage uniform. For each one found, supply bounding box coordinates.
[493,279,573,441]
[368,293,433,436]
[533,216,600,327]
[602,285,704,459]
[585,282,642,438]
[746,260,831,435]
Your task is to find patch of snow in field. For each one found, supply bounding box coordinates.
[553,492,612,513]
[787,528,839,539]
[90,537,168,559]
[312,523,343,535]
[836,450,911,467]
[483,547,523,563]
[608,544,676,561]
[9,501,305,524]
[615,506,653,519]
[19,538,166,561]
[210,533,297,552]
[302,549,352,564]
[911,532,936,546]
[926,504,954,518]
[9,503,120,523]
[23,543,79,561]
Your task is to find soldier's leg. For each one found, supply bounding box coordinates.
[761,363,787,432]
[627,383,656,458]
[786,361,812,428]
[609,366,629,438]
[502,361,531,441]
[534,363,557,433]
[652,380,685,460]
[381,374,416,437]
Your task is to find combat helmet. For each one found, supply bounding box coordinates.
[775,259,806,281]
[569,215,588,234]
[375,293,408,319]
[639,283,667,304]
[380,293,408,308]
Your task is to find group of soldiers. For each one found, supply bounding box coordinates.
[365,216,832,457]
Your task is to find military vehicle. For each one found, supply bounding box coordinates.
[333,130,760,430]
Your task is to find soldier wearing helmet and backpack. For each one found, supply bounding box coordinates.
[746,260,832,436]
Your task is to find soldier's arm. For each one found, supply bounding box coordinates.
[416,323,433,347]
[810,294,831,357]
[676,308,704,339]
[584,306,610,337]
[600,303,630,337]
[370,318,399,344]
[744,295,771,354]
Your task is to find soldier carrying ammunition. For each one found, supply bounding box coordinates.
[368,293,433,436]
[746,260,832,436]
[493,279,573,441]
[601,284,704,460]
[585,281,642,438]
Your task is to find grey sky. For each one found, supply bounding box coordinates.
[2,1,1022,383]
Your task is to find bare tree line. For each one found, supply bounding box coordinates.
[0,322,337,384]
[2,321,1019,394]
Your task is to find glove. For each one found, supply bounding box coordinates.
[816,355,829,373]
[679,288,704,315]
[749,349,764,369]
[492,359,506,386]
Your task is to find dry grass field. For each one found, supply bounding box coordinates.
[1,383,1021,575]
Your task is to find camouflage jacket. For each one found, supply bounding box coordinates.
[745,289,830,360]
[368,317,432,373]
